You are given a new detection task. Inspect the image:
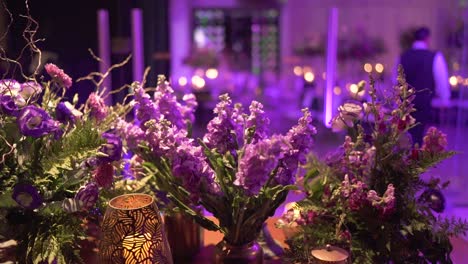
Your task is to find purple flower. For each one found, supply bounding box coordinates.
[421,127,448,154]
[153,81,189,129]
[20,82,42,99]
[0,79,26,107]
[234,135,288,195]
[0,79,21,94]
[93,162,114,188]
[55,102,82,123]
[134,87,161,126]
[99,133,123,163]
[115,119,145,149]
[12,184,42,209]
[17,105,59,137]
[382,184,395,215]
[44,63,72,88]
[145,118,190,159]
[0,95,19,116]
[75,182,99,211]
[286,109,316,163]
[274,153,300,186]
[86,93,108,121]
[348,181,368,211]
[181,93,198,123]
[245,101,269,144]
[419,188,445,213]
[171,143,217,201]
[203,94,244,155]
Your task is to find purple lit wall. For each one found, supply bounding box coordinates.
[131,8,144,83]
[324,8,338,128]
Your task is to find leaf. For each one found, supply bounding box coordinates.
[0,191,17,208]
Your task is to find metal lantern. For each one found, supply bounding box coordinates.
[310,244,350,264]
[99,193,173,264]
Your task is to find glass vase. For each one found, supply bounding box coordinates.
[214,239,264,264]
[164,212,203,262]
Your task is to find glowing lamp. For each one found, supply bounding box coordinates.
[205,68,218,79]
[293,66,303,76]
[363,63,372,73]
[99,194,173,264]
[449,76,458,87]
[178,76,188,86]
[304,72,315,83]
[191,76,205,89]
[375,63,384,73]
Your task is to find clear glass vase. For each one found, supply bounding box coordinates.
[214,239,264,264]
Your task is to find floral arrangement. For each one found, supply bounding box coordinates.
[0,11,131,261]
[0,64,127,263]
[338,29,386,61]
[116,76,317,246]
[281,70,468,263]
[293,35,326,57]
[183,47,220,69]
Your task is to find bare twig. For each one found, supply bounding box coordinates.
[77,53,132,98]
[0,134,15,164]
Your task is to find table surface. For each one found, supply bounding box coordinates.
[79,217,468,264]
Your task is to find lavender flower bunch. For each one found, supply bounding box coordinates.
[118,76,316,246]
[286,70,468,264]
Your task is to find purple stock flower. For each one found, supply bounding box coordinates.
[115,119,145,149]
[45,63,72,88]
[153,81,188,129]
[181,93,198,123]
[245,101,269,144]
[171,143,217,201]
[17,105,59,137]
[75,182,99,211]
[272,109,316,185]
[145,118,190,158]
[286,109,316,164]
[99,133,123,163]
[86,93,108,121]
[12,183,43,210]
[55,102,82,123]
[234,135,288,195]
[203,94,244,155]
[134,87,161,126]
[0,95,19,116]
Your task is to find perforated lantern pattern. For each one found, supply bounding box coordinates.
[99,194,173,264]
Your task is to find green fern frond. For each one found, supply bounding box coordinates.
[42,120,104,176]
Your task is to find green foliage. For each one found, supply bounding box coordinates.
[42,120,105,176]
[285,73,468,263]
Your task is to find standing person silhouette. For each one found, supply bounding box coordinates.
[398,26,450,146]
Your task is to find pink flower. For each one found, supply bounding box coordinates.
[86,92,108,121]
[44,63,72,88]
[421,127,448,154]
[367,190,382,206]
[93,163,114,188]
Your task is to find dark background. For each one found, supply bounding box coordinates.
[0,0,170,105]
